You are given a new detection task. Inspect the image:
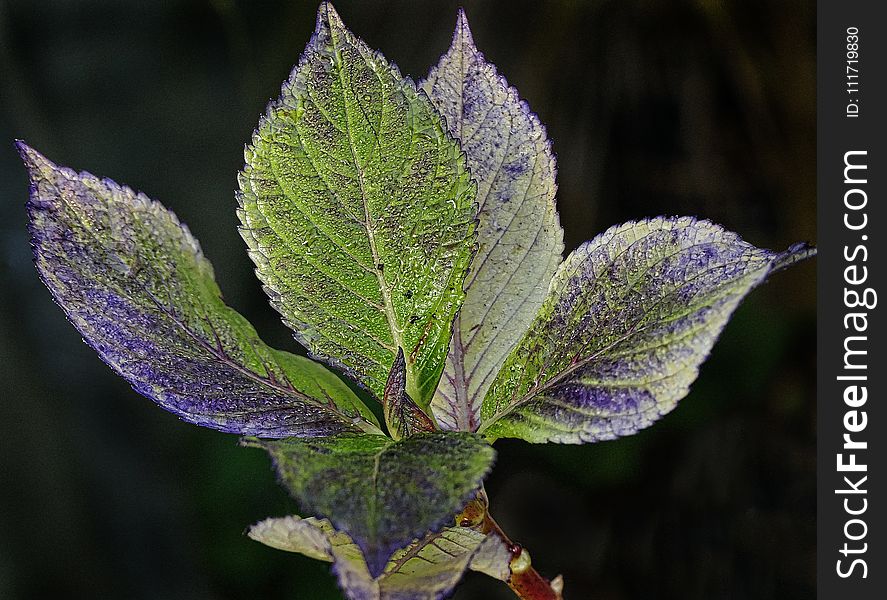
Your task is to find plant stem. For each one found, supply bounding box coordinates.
[458,488,564,599]
[470,502,563,600]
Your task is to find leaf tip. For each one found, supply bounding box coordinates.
[453,7,477,51]
[393,345,406,370]
[13,138,30,157]
[772,241,816,274]
[316,1,347,37]
[364,549,389,579]
[15,140,53,176]
[239,436,266,450]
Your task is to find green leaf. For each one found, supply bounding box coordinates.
[248,515,339,562]
[479,217,814,443]
[249,515,377,598]
[380,527,490,599]
[383,348,436,440]
[238,2,477,407]
[20,142,380,438]
[423,10,563,432]
[251,432,495,577]
[248,515,509,600]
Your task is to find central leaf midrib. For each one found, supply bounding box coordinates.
[448,317,473,430]
[328,16,406,384]
[368,442,387,550]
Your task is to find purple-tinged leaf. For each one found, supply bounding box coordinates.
[479,217,815,443]
[383,348,436,440]
[249,514,508,600]
[250,432,495,578]
[422,10,563,432]
[21,142,380,438]
[379,526,489,599]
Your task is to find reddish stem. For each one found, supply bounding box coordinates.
[457,490,564,599]
[481,513,564,600]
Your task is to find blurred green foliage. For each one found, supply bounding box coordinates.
[0,1,814,598]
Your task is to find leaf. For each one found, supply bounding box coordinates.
[238,2,477,407]
[379,526,490,599]
[249,515,508,600]
[252,432,495,577]
[20,142,380,438]
[467,533,512,582]
[479,217,815,443]
[422,10,563,431]
[248,515,337,562]
[383,348,436,440]
[250,515,378,598]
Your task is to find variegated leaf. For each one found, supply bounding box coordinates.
[249,515,509,600]
[251,432,495,577]
[423,10,563,431]
[480,217,814,443]
[383,348,436,440]
[238,2,477,407]
[21,142,380,438]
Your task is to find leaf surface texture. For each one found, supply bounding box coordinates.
[239,3,477,405]
[480,217,814,443]
[255,432,495,577]
[249,514,509,600]
[423,11,563,431]
[22,143,379,438]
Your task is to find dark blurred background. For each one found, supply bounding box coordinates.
[0,0,815,598]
